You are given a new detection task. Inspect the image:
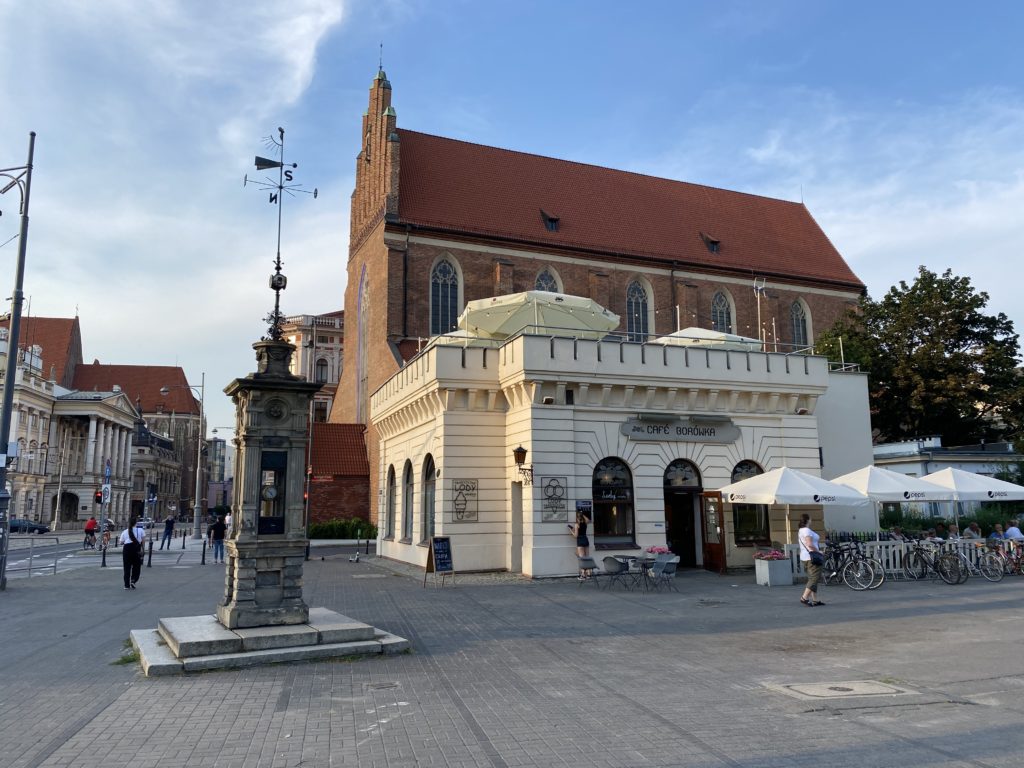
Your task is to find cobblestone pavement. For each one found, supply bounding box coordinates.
[2,553,1024,767]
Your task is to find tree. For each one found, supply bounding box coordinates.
[816,267,1024,445]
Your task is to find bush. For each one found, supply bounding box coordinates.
[308,518,377,540]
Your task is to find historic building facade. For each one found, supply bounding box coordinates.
[331,71,868,525]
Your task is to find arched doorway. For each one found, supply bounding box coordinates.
[663,459,701,568]
[54,492,79,525]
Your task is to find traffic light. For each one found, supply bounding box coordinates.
[94,489,103,504]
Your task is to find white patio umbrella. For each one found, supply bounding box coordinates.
[650,327,764,351]
[832,465,955,539]
[457,291,620,340]
[717,466,869,544]
[920,467,1024,532]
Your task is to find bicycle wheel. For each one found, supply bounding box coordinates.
[866,557,886,589]
[978,552,1005,582]
[937,553,965,585]
[903,552,926,580]
[821,554,842,585]
[842,559,874,590]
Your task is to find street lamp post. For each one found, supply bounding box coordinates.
[161,372,205,540]
[0,131,37,591]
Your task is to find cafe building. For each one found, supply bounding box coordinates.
[371,318,872,577]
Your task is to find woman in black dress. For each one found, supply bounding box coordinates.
[571,511,592,580]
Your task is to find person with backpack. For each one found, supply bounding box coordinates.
[119,517,146,589]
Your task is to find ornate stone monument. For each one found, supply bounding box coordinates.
[128,129,407,675]
[218,338,319,628]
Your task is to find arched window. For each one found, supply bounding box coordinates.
[711,291,733,333]
[315,358,329,383]
[664,459,701,489]
[791,301,810,349]
[356,269,369,422]
[401,461,414,541]
[421,454,436,543]
[731,460,769,546]
[430,258,460,335]
[535,268,560,293]
[592,457,635,546]
[626,280,650,342]
[385,465,396,539]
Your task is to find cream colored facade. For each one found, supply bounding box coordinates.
[283,312,343,424]
[371,333,872,577]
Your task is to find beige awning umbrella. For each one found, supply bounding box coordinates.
[650,327,764,351]
[457,291,620,339]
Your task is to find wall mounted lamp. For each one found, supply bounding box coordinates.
[513,445,533,486]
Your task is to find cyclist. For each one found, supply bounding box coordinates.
[84,516,98,549]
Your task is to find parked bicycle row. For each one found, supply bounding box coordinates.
[784,537,1024,590]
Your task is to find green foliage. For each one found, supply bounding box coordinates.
[308,518,377,539]
[816,267,1024,445]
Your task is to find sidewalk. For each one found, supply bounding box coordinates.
[2,554,1023,767]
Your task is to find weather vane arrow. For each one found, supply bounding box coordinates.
[244,127,318,341]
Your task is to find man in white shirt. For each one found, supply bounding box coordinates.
[1004,520,1024,540]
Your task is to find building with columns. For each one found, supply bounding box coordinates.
[0,325,138,527]
[281,311,344,424]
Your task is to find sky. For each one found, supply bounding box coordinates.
[2,0,1024,433]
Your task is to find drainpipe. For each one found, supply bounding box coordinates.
[402,225,411,338]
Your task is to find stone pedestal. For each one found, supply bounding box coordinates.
[755,558,794,586]
[217,538,309,629]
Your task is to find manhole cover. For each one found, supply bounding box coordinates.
[697,599,723,607]
[768,680,914,700]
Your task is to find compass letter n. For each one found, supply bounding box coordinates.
[268,192,278,204]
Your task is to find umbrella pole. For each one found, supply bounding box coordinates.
[786,504,791,545]
[875,500,880,542]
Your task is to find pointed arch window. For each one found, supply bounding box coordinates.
[626,280,650,342]
[791,301,809,348]
[535,268,559,293]
[711,291,733,334]
[430,259,460,335]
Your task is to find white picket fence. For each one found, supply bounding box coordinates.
[780,538,1003,579]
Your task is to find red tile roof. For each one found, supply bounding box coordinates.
[72,363,199,415]
[311,423,368,476]
[396,130,863,289]
[0,316,81,386]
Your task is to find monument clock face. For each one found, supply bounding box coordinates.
[265,399,287,421]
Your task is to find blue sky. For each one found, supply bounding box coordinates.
[2,0,1024,432]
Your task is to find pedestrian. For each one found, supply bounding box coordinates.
[159,512,175,550]
[119,517,146,590]
[208,514,227,564]
[568,510,592,580]
[798,513,825,606]
[225,511,233,536]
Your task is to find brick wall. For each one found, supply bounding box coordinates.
[308,474,370,526]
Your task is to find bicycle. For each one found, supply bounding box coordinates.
[901,538,966,584]
[987,539,1024,576]
[949,541,1005,583]
[83,530,97,550]
[821,540,883,590]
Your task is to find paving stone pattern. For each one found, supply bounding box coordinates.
[2,551,1024,767]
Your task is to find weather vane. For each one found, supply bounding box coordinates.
[244,127,317,341]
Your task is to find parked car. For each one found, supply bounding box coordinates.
[139,517,156,529]
[9,518,50,534]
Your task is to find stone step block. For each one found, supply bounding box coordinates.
[130,629,183,677]
[159,615,243,658]
[180,639,385,672]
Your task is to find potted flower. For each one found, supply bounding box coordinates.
[645,545,670,556]
[753,549,792,586]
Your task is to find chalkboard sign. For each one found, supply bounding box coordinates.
[423,536,454,587]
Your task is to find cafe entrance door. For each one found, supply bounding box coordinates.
[664,460,701,568]
[700,491,726,574]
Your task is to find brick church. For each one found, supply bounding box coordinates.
[329,70,867,556]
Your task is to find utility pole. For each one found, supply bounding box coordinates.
[0,132,36,591]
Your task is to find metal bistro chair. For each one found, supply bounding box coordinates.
[601,556,633,590]
[648,555,681,592]
[577,556,601,586]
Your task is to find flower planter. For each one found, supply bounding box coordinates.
[755,558,793,587]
